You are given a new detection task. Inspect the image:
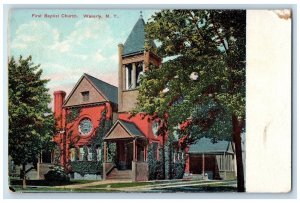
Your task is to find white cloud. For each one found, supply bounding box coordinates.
[50,40,71,53]
[10,18,121,110]
[74,54,88,61]
[12,21,59,50]
[109,54,118,62]
[94,50,105,62]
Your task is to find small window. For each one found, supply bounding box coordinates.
[125,65,132,90]
[70,148,76,162]
[79,147,84,161]
[96,147,101,161]
[81,91,89,102]
[136,63,143,87]
[152,143,158,160]
[87,147,93,161]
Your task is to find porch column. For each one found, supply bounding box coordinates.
[143,145,146,162]
[202,153,205,177]
[146,145,148,161]
[132,63,136,89]
[104,141,107,162]
[124,141,127,163]
[133,139,137,161]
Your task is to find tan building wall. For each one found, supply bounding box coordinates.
[122,54,144,65]
[120,90,139,112]
[118,47,161,113]
[64,77,106,107]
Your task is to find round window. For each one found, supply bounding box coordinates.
[78,118,93,136]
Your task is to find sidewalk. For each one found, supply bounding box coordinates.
[55,178,236,192]
[55,179,132,189]
[86,180,236,192]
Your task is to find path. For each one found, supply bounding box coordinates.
[56,179,237,192]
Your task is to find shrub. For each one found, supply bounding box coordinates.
[155,160,165,180]
[171,162,185,179]
[70,161,102,176]
[44,165,70,182]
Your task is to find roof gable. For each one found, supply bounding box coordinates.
[105,120,145,140]
[63,76,107,107]
[63,74,118,107]
[84,74,118,104]
[123,17,156,56]
[119,120,145,137]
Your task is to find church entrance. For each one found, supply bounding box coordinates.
[103,120,149,181]
[125,141,133,169]
[114,140,133,170]
[105,138,147,170]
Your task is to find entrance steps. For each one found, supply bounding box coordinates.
[106,168,132,180]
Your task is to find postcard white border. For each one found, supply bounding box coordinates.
[1,1,298,200]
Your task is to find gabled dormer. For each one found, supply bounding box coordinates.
[63,73,118,108]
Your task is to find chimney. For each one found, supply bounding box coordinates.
[54,90,66,130]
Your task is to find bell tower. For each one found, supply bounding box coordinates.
[118,13,161,113]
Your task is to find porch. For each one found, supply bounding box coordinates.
[185,137,236,180]
[103,120,149,182]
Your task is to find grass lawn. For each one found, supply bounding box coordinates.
[10,186,119,193]
[154,185,237,192]
[9,178,99,191]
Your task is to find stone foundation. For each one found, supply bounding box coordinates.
[219,171,236,180]
[132,161,148,182]
[103,162,115,180]
[72,173,101,180]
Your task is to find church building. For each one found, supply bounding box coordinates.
[50,15,237,181]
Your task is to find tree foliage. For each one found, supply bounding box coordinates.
[8,55,55,172]
[136,10,246,191]
[137,9,245,135]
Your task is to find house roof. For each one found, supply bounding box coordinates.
[122,17,156,56]
[84,73,118,104]
[104,120,146,140]
[188,137,234,155]
[119,120,145,137]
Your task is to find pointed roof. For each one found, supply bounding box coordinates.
[84,73,118,104]
[119,120,145,137]
[122,16,156,56]
[63,73,118,106]
[188,137,234,155]
[104,120,145,140]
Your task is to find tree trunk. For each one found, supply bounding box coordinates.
[232,114,245,192]
[168,142,172,179]
[21,163,27,189]
[162,134,166,179]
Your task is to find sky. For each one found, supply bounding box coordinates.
[8,9,158,109]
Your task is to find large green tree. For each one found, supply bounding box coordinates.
[135,10,245,191]
[9,55,55,188]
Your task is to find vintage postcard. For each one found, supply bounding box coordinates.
[6,7,292,194]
